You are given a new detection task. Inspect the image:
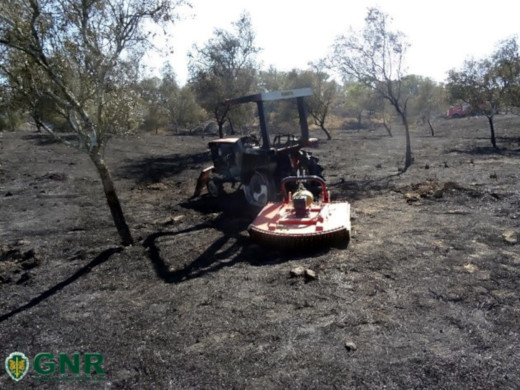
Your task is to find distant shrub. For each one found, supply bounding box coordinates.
[0,110,25,132]
[342,119,368,131]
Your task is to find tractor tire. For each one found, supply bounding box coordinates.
[243,171,275,207]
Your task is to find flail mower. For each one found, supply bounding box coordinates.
[248,176,351,248]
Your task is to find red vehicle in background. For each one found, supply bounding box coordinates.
[447,103,472,118]
[448,102,491,118]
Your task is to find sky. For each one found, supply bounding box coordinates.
[147,0,520,86]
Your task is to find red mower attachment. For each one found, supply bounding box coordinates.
[248,176,351,248]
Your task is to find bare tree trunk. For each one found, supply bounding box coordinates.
[395,110,412,172]
[319,124,332,140]
[228,117,235,135]
[487,116,497,149]
[382,118,393,137]
[310,112,332,140]
[215,105,229,138]
[402,115,412,171]
[427,119,435,136]
[91,154,134,246]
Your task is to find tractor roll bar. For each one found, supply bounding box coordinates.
[220,88,313,150]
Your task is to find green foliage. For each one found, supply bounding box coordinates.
[331,7,412,168]
[188,12,259,136]
[341,81,382,129]
[447,37,520,115]
[258,66,286,92]
[0,82,25,131]
[137,67,206,133]
[0,0,185,150]
[490,37,520,111]
[174,86,207,130]
[257,65,337,139]
[403,75,446,122]
[0,107,24,132]
[447,36,520,147]
[331,8,409,93]
[137,76,168,133]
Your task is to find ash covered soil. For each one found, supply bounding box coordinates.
[1,116,520,389]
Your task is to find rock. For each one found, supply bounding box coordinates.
[147,182,169,191]
[172,215,185,222]
[153,216,171,225]
[290,267,317,280]
[503,230,518,245]
[153,214,184,225]
[344,341,357,351]
[405,192,421,203]
[463,263,478,273]
[290,266,306,277]
[304,269,317,280]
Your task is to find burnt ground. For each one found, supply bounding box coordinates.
[1,115,520,389]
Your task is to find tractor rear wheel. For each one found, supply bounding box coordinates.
[243,171,274,207]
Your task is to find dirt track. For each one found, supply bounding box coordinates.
[1,116,520,388]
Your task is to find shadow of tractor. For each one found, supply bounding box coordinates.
[142,191,330,284]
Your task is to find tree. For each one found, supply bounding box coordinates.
[258,66,286,92]
[404,75,445,136]
[0,78,25,131]
[491,37,520,113]
[305,62,337,140]
[158,65,206,131]
[0,0,186,245]
[447,37,520,148]
[188,12,260,137]
[447,60,499,148]
[173,86,206,131]
[259,68,302,130]
[331,7,413,171]
[138,66,206,133]
[341,81,389,133]
[137,76,170,133]
[262,66,336,140]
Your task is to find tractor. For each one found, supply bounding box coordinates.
[193,88,323,207]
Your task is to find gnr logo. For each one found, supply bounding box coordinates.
[5,352,30,382]
[5,352,106,382]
